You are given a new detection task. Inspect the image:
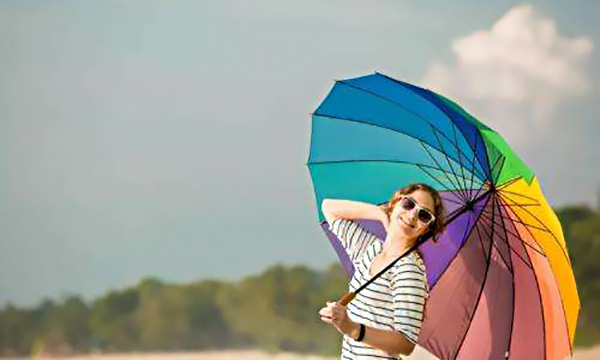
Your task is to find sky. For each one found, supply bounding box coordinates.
[1,0,598,307]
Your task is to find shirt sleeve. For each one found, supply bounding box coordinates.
[390,257,429,345]
[327,218,377,265]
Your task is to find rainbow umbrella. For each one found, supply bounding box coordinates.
[307,72,579,360]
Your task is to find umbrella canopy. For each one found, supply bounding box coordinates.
[307,72,579,360]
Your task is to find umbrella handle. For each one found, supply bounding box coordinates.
[338,291,356,306]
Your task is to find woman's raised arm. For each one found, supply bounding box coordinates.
[321,199,389,230]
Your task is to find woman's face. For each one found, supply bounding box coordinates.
[390,189,436,240]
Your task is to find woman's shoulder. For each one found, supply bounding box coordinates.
[390,251,426,274]
[389,251,429,295]
[413,251,426,273]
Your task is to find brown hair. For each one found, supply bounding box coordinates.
[382,183,446,244]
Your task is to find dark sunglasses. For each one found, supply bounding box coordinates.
[398,196,436,226]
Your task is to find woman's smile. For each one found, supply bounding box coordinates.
[399,216,416,229]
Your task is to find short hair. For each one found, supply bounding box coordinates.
[382,183,446,244]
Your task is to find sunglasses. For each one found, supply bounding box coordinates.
[397,196,436,226]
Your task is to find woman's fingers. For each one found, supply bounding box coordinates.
[328,302,345,317]
[320,301,347,327]
[320,316,332,323]
[319,306,332,317]
[320,301,349,335]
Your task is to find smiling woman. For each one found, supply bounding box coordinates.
[318,183,445,360]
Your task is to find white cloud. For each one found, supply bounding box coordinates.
[422,4,593,143]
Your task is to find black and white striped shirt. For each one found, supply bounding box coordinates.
[329,218,429,360]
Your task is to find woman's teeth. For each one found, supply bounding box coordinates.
[401,218,414,228]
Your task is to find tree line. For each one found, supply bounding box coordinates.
[0,264,349,357]
[0,205,598,357]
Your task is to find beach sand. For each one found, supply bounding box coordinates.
[6,344,599,360]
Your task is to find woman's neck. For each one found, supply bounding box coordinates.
[382,232,417,258]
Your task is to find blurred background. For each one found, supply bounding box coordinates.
[0,1,598,359]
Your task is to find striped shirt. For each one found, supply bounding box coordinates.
[329,218,429,360]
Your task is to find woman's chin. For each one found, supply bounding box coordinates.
[390,223,416,238]
[399,226,415,237]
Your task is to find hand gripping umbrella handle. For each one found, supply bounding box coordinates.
[338,291,356,306]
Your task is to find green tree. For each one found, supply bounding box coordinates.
[565,210,600,346]
[89,287,140,351]
[216,263,347,355]
[40,296,91,355]
[0,304,36,356]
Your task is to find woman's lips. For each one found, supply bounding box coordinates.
[401,218,415,228]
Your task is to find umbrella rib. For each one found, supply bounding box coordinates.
[493,198,521,273]
[453,195,498,359]
[446,124,471,199]
[468,116,508,202]
[496,191,571,261]
[497,197,517,359]
[418,139,469,201]
[316,87,488,181]
[466,162,494,204]
[452,122,471,198]
[437,192,468,207]
[429,192,493,294]
[441,203,474,224]
[500,203,549,360]
[477,205,550,234]
[496,184,542,208]
[496,188,541,203]
[309,159,482,194]
[415,164,470,203]
[496,176,523,189]
[474,211,492,264]
[496,189,578,350]
[474,155,501,199]
[474,155,507,202]
[477,208,539,268]
[496,201,540,207]
[465,132,479,194]
[311,113,487,181]
[499,195,573,357]
[487,154,508,186]
[370,72,491,178]
[442,186,495,222]
[477,209,547,258]
[496,188,577,347]
[474,202,513,271]
[428,124,469,201]
[474,207,521,276]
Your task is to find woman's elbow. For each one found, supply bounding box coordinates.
[393,343,415,357]
[393,335,416,356]
[402,342,416,356]
[321,198,331,211]
[321,199,338,222]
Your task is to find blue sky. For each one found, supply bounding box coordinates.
[1,0,598,306]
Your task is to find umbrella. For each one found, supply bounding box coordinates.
[307,72,579,360]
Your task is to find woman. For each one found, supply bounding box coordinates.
[319,183,446,359]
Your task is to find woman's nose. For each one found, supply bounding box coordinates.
[405,208,418,221]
